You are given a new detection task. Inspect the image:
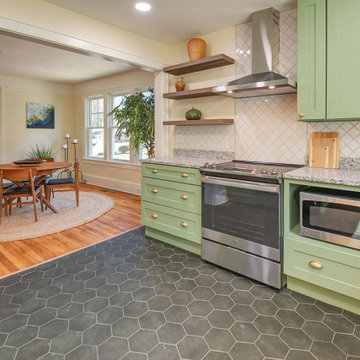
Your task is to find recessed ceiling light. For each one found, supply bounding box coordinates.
[135,2,151,12]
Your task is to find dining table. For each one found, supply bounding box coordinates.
[0,161,72,213]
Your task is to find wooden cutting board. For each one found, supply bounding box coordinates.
[309,132,340,169]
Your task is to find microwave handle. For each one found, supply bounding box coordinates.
[200,176,279,193]
[301,192,360,207]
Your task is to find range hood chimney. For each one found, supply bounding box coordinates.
[212,7,296,98]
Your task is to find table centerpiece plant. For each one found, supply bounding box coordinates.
[27,144,56,162]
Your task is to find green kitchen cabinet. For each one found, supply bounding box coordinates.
[284,178,360,315]
[297,0,326,121]
[141,163,201,255]
[327,0,360,120]
[298,0,360,121]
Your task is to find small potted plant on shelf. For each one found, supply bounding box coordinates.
[109,87,155,158]
[27,144,56,162]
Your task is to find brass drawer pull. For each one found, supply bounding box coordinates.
[151,188,158,193]
[181,194,188,200]
[309,260,323,269]
[299,113,305,118]
[151,213,158,219]
[180,221,188,228]
[151,169,158,173]
[181,173,188,177]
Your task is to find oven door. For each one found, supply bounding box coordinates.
[201,176,281,261]
[300,191,360,250]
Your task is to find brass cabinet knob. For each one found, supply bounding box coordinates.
[151,213,158,219]
[151,169,158,173]
[181,194,188,200]
[181,173,188,177]
[180,221,188,228]
[299,113,305,118]
[151,188,158,193]
[309,260,323,269]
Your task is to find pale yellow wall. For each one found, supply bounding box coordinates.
[167,27,236,125]
[73,69,154,193]
[0,75,73,163]
[0,0,168,65]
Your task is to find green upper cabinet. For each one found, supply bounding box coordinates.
[297,0,327,121]
[298,0,360,121]
[327,0,360,120]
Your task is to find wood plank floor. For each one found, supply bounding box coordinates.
[0,184,141,278]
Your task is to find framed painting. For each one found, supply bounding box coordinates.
[26,102,55,129]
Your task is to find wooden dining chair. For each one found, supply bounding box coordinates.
[0,167,44,224]
[45,160,80,207]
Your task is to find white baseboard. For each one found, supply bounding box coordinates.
[84,173,141,195]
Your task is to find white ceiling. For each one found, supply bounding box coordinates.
[0,33,136,84]
[45,0,297,44]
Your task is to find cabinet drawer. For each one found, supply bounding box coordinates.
[142,177,201,214]
[142,163,200,185]
[284,237,360,300]
[141,201,201,244]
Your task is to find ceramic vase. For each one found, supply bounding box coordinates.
[175,77,185,92]
[187,38,207,61]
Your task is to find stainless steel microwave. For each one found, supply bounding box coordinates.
[300,189,360,250]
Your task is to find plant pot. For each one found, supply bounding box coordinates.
[187,38,207,61]
[31,157,54,162]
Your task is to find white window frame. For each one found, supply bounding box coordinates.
[84,85,153,166]
[86,95,106,160]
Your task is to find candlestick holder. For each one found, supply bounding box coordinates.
[71,142,86,183]
[58,136,72,178]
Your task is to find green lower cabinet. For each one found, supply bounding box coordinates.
[284,178,360,315]
[141,163,201,255]
[285,235,360,301]
[142,177,201,214]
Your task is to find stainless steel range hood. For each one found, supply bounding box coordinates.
[212,7,296,98]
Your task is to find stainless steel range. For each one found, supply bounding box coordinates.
[199,160,302,289]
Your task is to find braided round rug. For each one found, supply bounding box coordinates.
[0,191,114,241]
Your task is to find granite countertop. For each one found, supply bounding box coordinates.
[141,156,225,169]
[284,166,360,187]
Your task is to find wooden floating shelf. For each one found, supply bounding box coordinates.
[163,54,235,75]
[163,119,234,126]
[163,87,218,100]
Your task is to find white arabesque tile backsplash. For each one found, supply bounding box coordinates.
[174,8,360,163]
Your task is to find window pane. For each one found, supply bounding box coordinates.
[113,95,124,108]
[91,113,104,128]
[90,129,104,157]
[111,128,130,161]
[139,143,149,160]
[112,95,126,126]
[90,98,104,127]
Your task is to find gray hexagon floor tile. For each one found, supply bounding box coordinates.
[0,227,358,360]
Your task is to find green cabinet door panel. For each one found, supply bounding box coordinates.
[141,201,201,245]
[297,0,327,121]
[142,177,201,215]
[284,236,360,300]
[327,0,360,120]
[142,163,200,185]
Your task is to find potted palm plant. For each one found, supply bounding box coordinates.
[109,87,155,158]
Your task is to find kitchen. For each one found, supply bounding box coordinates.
[141,1,360,358]
[0,0,359,359]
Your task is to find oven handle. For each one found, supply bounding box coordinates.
[200,176,280,193]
